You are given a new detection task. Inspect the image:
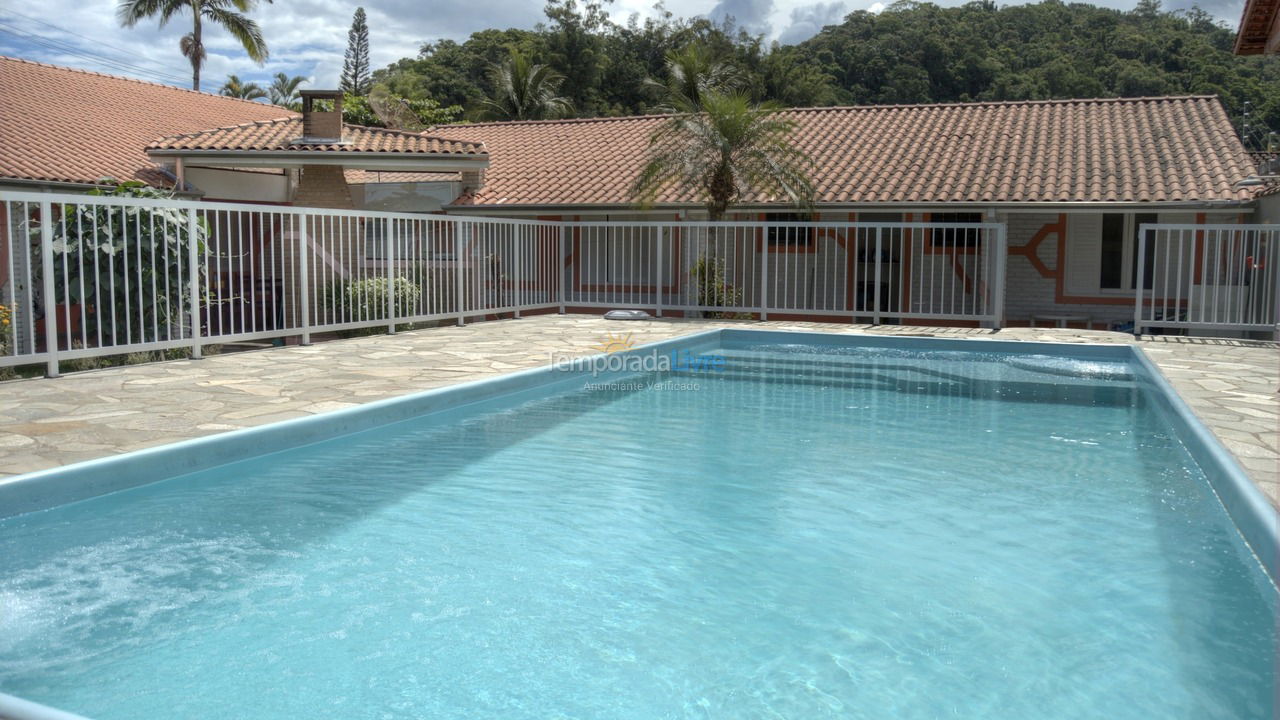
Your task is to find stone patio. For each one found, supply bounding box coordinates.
[0,314,1276,507]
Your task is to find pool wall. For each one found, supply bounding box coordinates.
[0,329,1275,589]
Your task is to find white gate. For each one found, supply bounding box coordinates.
[1135,223,1279,336]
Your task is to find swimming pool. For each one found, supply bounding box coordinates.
[0,330,1275,719]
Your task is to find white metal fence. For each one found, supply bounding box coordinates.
[562,221,1006,324]
[0,191,1012,375]
[1135,223,1279,335]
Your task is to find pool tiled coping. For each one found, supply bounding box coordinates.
[0,315,1275,507]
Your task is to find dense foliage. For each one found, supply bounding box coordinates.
[370,0,1280,143]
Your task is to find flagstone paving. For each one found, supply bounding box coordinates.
[0,314,1276,508]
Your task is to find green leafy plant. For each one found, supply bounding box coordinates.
[0,302,13,376]
[322,276,422,324]
[32,179,208,346]
[691,256,747,319]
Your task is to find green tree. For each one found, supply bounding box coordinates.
[117,0,270,92]
[478,48,573,121]
[36,180,209,345]
[644,42,744,112]
[219,73,266,99]
[268,72,305,109]
[340,7,372,95]
[632,92,813,220]
[341,91,463,128]
[543,0,611,115]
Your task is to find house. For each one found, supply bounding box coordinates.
[421,98,1262,328]
[1,55,1273,335]
[1235,0,1280,54]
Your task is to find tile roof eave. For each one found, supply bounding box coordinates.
[444,199,1257,212]
[147,148,490,168]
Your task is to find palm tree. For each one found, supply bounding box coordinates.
[219,74,266,99]
[645,43,745,113]
[118,0,270,92]
[477,48,573,121]
[632,92,813,221]
[268,72,305,109]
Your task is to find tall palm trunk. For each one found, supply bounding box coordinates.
[191,11,202,91]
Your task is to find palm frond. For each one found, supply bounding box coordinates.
[631,90,814,219]
[202,4,268,63]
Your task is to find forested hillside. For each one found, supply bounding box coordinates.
[372,0,1280,142]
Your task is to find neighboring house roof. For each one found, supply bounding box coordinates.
[148,118,485,157]
[1235,0,1280,54]
[432,96,1256,209]
[0,55,291,188]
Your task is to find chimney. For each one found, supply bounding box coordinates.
[299,90,344,142]
[461,168,486,192]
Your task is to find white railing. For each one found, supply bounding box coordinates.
[562,221,1006,324]
[0,192,561,376]
[1135,223,1279,336]
[0,191,1007,375]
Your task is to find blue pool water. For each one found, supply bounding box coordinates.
[0,341,1275,719]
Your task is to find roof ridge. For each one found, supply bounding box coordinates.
[0,54,293,111]
[150,117,486,152]
[149,116,300,145]
[434,95,1222,130]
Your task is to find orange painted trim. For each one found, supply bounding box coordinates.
[1010,215,1063,279]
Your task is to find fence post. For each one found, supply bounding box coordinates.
[655,226,664,317]
[759,227,769,322]
[514,224,523,319]
[873,226,883,325]
[1134,224,1149,336]
[990,223,1007,330]
[39,200,58,378]
[386,217,397,334]
[187,208,202,359]
[455,221,466,326]
[299,213,311,345]
[558,224,567,315]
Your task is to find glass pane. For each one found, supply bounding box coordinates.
[1130,213,1158,290]
[1099,214,1125,289]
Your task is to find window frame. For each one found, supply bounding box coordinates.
[764,212,817,251]
[929,212,985,250]
[1097,212,1157,294]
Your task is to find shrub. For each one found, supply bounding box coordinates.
[323,276,422,323]
[691,257,748,319]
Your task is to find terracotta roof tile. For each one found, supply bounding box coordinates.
[432,96,1255,208]
[148,117,485,156]
[0,56,290,187]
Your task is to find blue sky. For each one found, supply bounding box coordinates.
[0,0,1247,95]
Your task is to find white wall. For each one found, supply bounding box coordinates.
[187,167,289,203]
[352,181,461,213]
[1253,193,1280,223]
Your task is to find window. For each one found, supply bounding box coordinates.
[931,212,984,247]
[364,219,387,260]
[766,212,814,248]
[1098,213,1156,290]
[855,212,902,262]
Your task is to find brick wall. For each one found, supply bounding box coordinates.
[294,165,354,209]
[282,165,358,330]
